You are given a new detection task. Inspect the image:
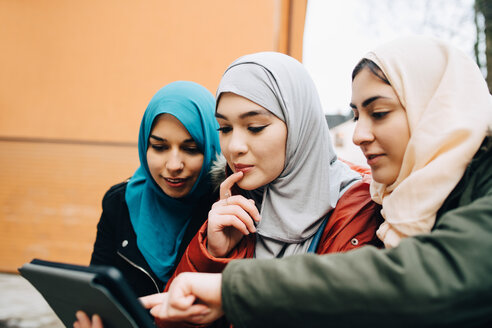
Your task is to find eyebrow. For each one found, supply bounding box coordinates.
[350,96,390,109]
[149,135,195,143]
[215,109,273,120]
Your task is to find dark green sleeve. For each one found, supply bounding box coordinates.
[222,191,492,328]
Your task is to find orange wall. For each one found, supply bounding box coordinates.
[0,0,306,143]
[0,0,307,272]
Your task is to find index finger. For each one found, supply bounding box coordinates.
[220,171,243,200]
[74,311,91,328]
[91,315,103,328]
[140,293,167,309]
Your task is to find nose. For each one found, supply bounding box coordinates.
[166,149,184,172]
[352,117,374,146]
[225,130,248,157]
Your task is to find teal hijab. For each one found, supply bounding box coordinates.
[125,81,220,283]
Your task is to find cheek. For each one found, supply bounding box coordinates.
[273,139,286,166]
[392,116,410,157]
[219,137,236,169]
[219,138,229,157]
[147,156,162,178]
[187,155,204,176]
[395,130,410,164]
[264,127,287,172]
[146,151,166,178]
[146,151,160,172]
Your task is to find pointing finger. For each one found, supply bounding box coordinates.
[220,171,243,200]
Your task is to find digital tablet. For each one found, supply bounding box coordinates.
[18,259,155,328]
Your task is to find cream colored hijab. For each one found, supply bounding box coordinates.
[364,36,492,248]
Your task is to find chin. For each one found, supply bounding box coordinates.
[161,187,191,199]
[237,179,263,191]
[372,172,397,186]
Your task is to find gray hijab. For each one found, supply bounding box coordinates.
[216,52,361,258]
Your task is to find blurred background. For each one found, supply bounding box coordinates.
[0,0,308,274]
[0,0,490,326]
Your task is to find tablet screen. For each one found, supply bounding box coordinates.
[19,259,155,328]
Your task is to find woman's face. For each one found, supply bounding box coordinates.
[216,93,288,190]
[350,67,410,185]
[146,114,204,198]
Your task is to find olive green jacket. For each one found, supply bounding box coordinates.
[222,138,492,328]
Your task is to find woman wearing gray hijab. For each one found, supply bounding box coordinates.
[144,52,382,326]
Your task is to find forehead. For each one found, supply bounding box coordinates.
[216,93,272,118]
[151,114,192,138]
[351,68,398,104]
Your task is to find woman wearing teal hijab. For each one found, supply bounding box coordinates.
[89,81,220,297]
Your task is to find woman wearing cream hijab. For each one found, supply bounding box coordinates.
[138,36,492,327]
[354,36,492,248]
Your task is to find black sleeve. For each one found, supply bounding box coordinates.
[90,182,127,266]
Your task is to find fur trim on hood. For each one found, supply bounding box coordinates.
[209,153,227,193]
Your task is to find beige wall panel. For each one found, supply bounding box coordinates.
[0,140,138,272]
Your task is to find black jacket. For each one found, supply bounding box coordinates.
[90,181,217,297]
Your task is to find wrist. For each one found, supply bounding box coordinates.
[207,241,225,258]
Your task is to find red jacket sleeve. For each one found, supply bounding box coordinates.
[157,222,254,328]
[164,221,255,292]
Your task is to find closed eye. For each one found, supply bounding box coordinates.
[349,107,358,122]
[150,144,168,152]
[372,112,388,119]
[218,126,232,134]
[248,125,269,134]
[182,146,201,154]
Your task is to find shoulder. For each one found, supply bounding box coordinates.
[339,158,372,183]
[436,136,492,223]
[332,180,380,231]
[317,180,382,253]
[459,136,492,202]
[102,180,130,208]
[471,136,492,181]
[329,159,376,223]
[458,136,492,197]
[105,179,129,195]
[95,180,132,236]
[338,176,372,207]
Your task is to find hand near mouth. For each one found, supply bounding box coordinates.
[206,171,261,258]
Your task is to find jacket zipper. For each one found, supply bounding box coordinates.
[117,251,160,294]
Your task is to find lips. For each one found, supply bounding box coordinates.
[234,163,254,174]
[365,154,384,166]
[163,177,188,188]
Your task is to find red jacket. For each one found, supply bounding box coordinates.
[159,165,382,327]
